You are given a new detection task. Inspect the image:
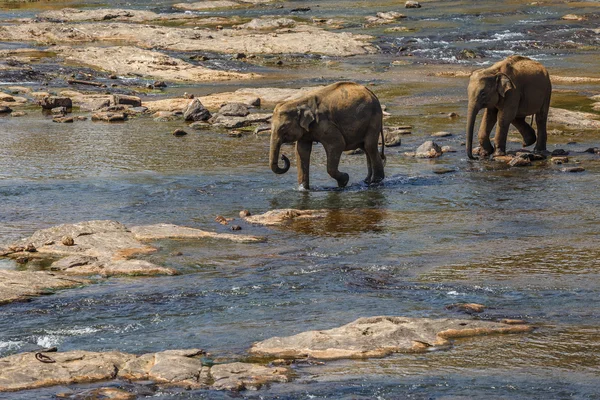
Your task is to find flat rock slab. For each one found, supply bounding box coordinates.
[0,23,375,57]
[55,46,256,82]
[36,8,199,23]
[0,349,290,393]
[244,209,328,226]
[549,107,600,130]
[0,270,88,305]
[250,316,533,360]
[130,223,264,243]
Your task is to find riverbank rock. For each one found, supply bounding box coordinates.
[250,316,532,360]
[35,8,199,23]
[235,18,296,30]
[415,141,443,158]
[183,99,211,122]
[244,209,328,226]
[91,112,127,122]
[209,112,272,129]
[39,96,72,110]
[548,107,600,130]
[55,46,256,82]
[0,22,375,57]
[0,349,291,393]
[0,270,88,305]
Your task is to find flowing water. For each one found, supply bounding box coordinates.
[0,0,599,398]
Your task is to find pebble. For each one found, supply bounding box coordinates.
[61,236,75,246]
[551,156,569,164]
[432,131,452,138]
[172,129,188,137]
[231,225,242,231]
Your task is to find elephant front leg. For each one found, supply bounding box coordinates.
[478,108,497,156]
[512,117,536,147]
[493,114,512,157]
[296,140,312,190]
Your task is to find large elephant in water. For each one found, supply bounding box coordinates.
[269,82,385,190]
[466,55,552,159]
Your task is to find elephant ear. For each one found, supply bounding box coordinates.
[496,73,515,97]
[297,99,317,131]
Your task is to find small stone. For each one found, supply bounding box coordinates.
[233,53,246,60]
[109,74,118,79]
[239,210,251,218]
[16,256,29,264]
[61,236,75,246]
[432,131,452,137]
[189,121,211,130]
[551,156,569,164]
[583,147,599,154]
[0,106,12,114]
[551,149,569,156]
[276,60,284,66]
[561,166,585,173]
[170,251,183,257]
[415,141,442,158]
[508,155,532,167]
[405,1,421,8]
[441,146,456,153]
[433,167,456,174]
[562,14,585,21]
[53,116,74,123]
[501,319,527,325]
[10,111,26,117]
[154,81,167,88]
[183,92,194,99]
[92,112,127,122]
[25,243,37,253]
[344,148,364,155]
[448,112,459,118]
[51,106,67,115]
[215,215,228,225]
[172,129,188,136]
[227,131,243,138]
[231,225,242,231]
[446,303,485,313]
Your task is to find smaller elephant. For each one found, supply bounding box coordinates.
[269,82,385,189]
[466,55,552,159]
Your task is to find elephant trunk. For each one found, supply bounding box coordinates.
[269,135,290,174]
[466,103,480,160]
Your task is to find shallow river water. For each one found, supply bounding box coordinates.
[1,0,599,399]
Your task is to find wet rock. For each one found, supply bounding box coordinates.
[92,112,127,122]
[215,215,230,225]
[236,18,296,30]
[189,121,211,130]
[405,1,422,8]
[113,94,142,107]
[0,106,12,114]
[36,8,199,23]
[239,210,251,218]
[432,167,456,174]
[53,116,74,123]
[0,270,89,305]
[183,99,212,122]
[446,303,486,314]
[211,362,290,391]
[244,209,327,226]
[561,14,585,21]
[153,111,180,122]
[173,1,241,10]
[551,149,569,156]
[508,155,532,167]
[231,225,242,231]
[218,103,249,117]
[432,131,452,138]
[51,106,67,115]
[562,166,585,173]
[209,113,272,129]
[457,49,478,60]
[61,235,75,246]
[57,387,136,400]
[154,81,167,88]
[250,316,532,360]
[583,147,599,154]
[39,96,72,110]
[11,111,26,117]
[551,76,600,84]
[344,148,364,155]
[254,125,270,135]
[366,11,406,25]
[441,146,456,153]
[551,156,569,164]
[172,129,188,137]
[129,223,264,243]
[380,131,402,147]
[415,141,443,158]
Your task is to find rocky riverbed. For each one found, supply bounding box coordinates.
[1,0,599,398]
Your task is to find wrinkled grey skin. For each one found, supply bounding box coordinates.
[270,82,385,189]
[466,55,552,159]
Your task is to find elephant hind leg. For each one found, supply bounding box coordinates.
[512,117,537,147]
[363,146,373,184]
[534,101,550,153]
[364,127,384,185]
[322,132,349,187]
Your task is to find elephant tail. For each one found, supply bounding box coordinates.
[380,126,386,165]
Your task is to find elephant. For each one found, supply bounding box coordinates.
[466,55,552,159]
[269,81,386,189]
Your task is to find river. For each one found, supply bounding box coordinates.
[0,0,599,398]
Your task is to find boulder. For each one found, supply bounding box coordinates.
[218,102,249,117]
[39,96,72,110]
[415,141,442,158]
[183,99,211,122]
[432,131,452,137]
[250,316,532,360]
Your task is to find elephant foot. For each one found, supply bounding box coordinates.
[337,173,350,188]
[369,175,384,185]
[493,150,506,157]
[522,136,537,147]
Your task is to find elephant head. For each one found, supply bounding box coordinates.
[466,70,515,159]
[269,98,318,174]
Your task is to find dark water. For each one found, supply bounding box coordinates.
[1,0,600,399]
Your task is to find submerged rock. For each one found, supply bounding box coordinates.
[250,316,532,360]
[244,209,328,226]
[0,270,88,305]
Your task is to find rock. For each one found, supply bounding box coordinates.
[0,106,12,114]
[92,112,127,122]
[53,116,74,123]
[173,1,242,10]
[129,223,264,243]
[39,96,72,110]
[215,215,230,225]
[344,148,364,155]
[11,111,26,117]
[231,225,242,231]
[244,209,327,226]
[51,106,67,115]
[441,146,456,153]
[415,141,443,158]
[153,81,167,88]
[189,121,211,130]
[551,149,569,156]
[0,92,15,102]
[432,131,452,137]
[508,155,532,167]
[58,387,136,400]
[405,1,422,8]
[250,316,532,360]
[218,103,249,117]
[446,303,486,314]
[172,129,188,136]
[583,147,599,154]
[548,108,600,130]
[448,112,459,118]
[239,210,251,218]
[113,94,142,107]
[457,49,478,59]
[153,111,180,122]
[561,14,585,21]
[236,18,296,30]
[432,167,456,174]
[61,235,75,246]
[562,166,585,173]
[376,11,406,20]
[210,113,272,129]
[381,130,402,147]
[36,8,199,23]
[0,270,89,305]
[183,99,211,122]
[551,156,569,164]
[211,362,290,391]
